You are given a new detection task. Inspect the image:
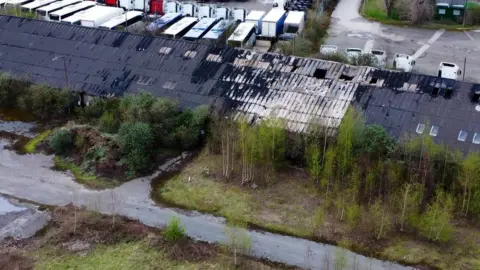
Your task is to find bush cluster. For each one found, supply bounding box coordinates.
[0,74,75,119]
[77,92,209,174]
[49,128,74,155]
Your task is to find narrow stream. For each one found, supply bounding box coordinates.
[0,118,416,270]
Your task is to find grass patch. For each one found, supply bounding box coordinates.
[156,152,480,270]
[382,239,480,269]
[24,130,51,153]
[34,242,208,270]
[156,153,318,239]
[361,0,480,30]
[54,156,119,189]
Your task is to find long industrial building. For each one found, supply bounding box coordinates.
[0,15,479,152]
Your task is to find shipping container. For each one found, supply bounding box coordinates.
[162,16,198,39]
[21,0,57,13]
[260,8,287,38]
[183,17,219,41]
[283,11,305,36]
[36,0,81,18]
[146,12,182,33]
[244,10,265,34]
[49,1,96,21]
[98,11,144,31]
[197,4,213,18]
[227,22,256,48]
[80,6,124,28]
[201,19,233,45]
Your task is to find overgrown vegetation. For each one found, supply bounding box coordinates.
[0,7,40,19]
[47,92,208,184]
[315,52,379,67]
[0,75,74,120]
[157,108,480,269]
[362,0,435,25]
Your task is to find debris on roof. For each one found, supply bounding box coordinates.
[3,15,480,153]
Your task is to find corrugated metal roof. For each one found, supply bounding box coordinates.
[356,70,480,153]
[10,14,477,152]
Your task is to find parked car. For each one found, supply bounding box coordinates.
[370,49,386,67]
[320,45,338,54]
[393,53,415,72]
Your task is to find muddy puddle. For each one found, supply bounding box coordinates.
[0,195,51,241]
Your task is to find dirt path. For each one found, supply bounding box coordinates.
[0,139,414,270]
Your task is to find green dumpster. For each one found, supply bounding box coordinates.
[451,0,465,22]
[435,0,453,20]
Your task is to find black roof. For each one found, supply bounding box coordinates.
[4,15,480,153]
[0,15,367,133]
[357,70,480,153]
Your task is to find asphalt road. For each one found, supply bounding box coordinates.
[326,0,480,82]
[0,138,413,270]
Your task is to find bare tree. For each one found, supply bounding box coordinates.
[224,224,252,267]
[384,0,397,17]
[110,190,116,228]
[396,0,434,24]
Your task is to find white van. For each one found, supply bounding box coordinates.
[393,53,415,72]
[438,62,461,80]
[370,49,386,67]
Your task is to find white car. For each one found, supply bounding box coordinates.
[370,49,386,67]
[345,48,363,59]
[438,62,461,80]
[393,53,415,72]
[320,45,338,55]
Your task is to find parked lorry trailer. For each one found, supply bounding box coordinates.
[201,19,234,45]
[146,12,182,33]
[183,17,219,41]
[260,8,287,38]
[162,16,198,38]
[80,6,124,28]
[244,10,265,34]
[21,0,57,13]
[49,1,96,22]
[36,0,81,19]
[283,11,305,36]
[227,22,256,48]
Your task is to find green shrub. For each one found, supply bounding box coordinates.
[163,216,185,242]
[316,52,350,64]
[99,111,120,134]
[49,129,74,155]
[18,85,74,119]
[0,74,13,107]
[350,54,378,67]
[118,122,154,173]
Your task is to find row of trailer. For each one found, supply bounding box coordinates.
[146,8,305,48]
[1,0,145,30]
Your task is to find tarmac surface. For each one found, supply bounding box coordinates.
[326,0,480,82]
